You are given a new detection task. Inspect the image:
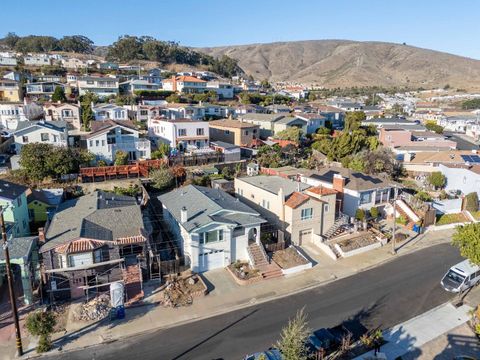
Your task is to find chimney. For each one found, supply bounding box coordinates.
[180,206,188,223]
[38,227,46,244]
[333,174,345,193]
[172,75,177,92]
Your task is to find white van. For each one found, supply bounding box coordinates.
[441,259,480,293]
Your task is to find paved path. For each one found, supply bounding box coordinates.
[41,243,463,360]
[354,303,472,359]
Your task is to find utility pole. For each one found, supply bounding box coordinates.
[0,207,23,357]
[391,189,398,255]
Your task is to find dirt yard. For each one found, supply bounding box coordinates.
[272,247,308,269]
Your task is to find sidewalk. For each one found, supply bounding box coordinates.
[16,228,454,357]
[353,303,473,359]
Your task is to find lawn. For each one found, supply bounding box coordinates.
[436,213,469,226]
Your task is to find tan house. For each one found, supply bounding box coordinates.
[234,175,337,245]
[209,119,260,146]
[0,79,21,102]
[44,103,82,130]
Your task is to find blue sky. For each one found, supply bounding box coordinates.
[2,0,480,59]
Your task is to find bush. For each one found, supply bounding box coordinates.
[465,192,479,212]
[427,171,446,189]
[150,166,174,191]
[355,209,366,221]
[415,190,432,202]
[25,310,56,353]
[370,206,379,219]
[396,215,408,225]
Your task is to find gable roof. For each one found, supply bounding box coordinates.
[14,120,67,134]
[310,167,394,192]
[158,185,265,232]
[27,188,63,206]
[86,120,137,139]
[0,236,36,261]
[0,180,28,201]
[209,119,260,129]
[41,190,144,253]
[284,192,310,209]
[237,175,311,197]
[237,113,286,123]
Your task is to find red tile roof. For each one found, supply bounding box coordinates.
[114,234,146,245]
[284,192,310,209]
[55,239,105,254]
[163,76,206,83]
[307,186,337,196]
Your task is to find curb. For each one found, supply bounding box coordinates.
[26,239,453,358]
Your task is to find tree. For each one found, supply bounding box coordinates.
[274,127,302,142]
[316,127,331,136]
[343,111,366,133]
[465,192,479,212]
[57,35,94,53]
[114,150,128,165]
[452,223,480,265]
[276,308,311,360]
[80,92,97,131]
[19,143,52,181]
[166,93,181,103]
[51,86,66,102]
[355,209,366,221]
[25,310,56,353]
[462,98,480,110]
[425,121,444,134]
[221,166,233,180]
[370,206,379,219]
[427,172,446,189]
[150,166,174,191]
[4,32,20,48]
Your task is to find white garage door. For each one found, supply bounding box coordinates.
[69,252,93,267]
[299,229,312,245]
[198,250,224,272]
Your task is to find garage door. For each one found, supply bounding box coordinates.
[198,250,224,272]
[69,252,93,267]
[299,229,312,245]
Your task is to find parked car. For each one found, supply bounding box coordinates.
[307,328,337,353]
[244,348,282,360]
[0,130,13,138]
[441,259,480,293]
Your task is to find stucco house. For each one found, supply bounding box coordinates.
[43,103,81,130]
[209,119,260,146]
[148,117,209,151]
[158,185,266,273]
[13,120,68,154]
[82,120,151,163]
[234,175,337,245]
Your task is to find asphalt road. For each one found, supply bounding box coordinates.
[444,132,479,150]
[46,243,462,360]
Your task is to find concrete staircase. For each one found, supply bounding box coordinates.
[122,263,144,304]
[395,203,415,230]
[324,213,350,240]
[247,243,283,279]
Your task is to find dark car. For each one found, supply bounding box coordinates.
[307,328,337,353]
[244,348,282,360]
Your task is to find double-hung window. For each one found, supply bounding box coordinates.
[199,229,224,244]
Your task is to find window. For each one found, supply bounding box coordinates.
[360,191,373,205]
[178,128,187,136]
[102,140,105,146]
[244,130,249,135]
[262,199,270,209]
[17,197,22,207]
[237,188,243,196]
[196,128,205,136]
[199,229,224,244]
[224,130,230,135]
[140,110,148,116]
[89,140,93,147]
[94,249,102,263]
[301,208,313,220]
[41,133,49,141]
[22,136,28,143]
[324,204,330,213]
[96,140,100,146]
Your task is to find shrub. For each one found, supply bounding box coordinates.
[415,190,432,202]
[25,310,56,353]
[370,206,379,219]
[396,215,407,225]
[427,171,446,189]
[355,209,366,221]
[465,192,479,212]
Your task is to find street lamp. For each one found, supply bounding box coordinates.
[0,206,23,357]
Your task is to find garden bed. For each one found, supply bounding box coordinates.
[226,261,263,285]
[157,273,208,307]
[336,233,378,253]
[272,247,309,269]
[436,212,469,226]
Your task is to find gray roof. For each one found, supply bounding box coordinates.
[0,180,28,201]
[15,120,67,133]
[0,236,36,261]
[41,191,144,252]
[158,185,266,232]
[363,117,415,125]
[237,175,310,196]
[210,141,239,149]
[237,113,285,123]
[310,167,394,192]
[275,116,307,125]
[381,124,427,131]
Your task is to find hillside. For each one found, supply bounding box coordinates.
[199,40,480,89]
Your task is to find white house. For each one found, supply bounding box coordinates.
[162,75,207,94]
[206,82,234,99]
[13,121,68,153]
[272,114,326,136]
[438,115,477,133]
[0,57,18,66]
[158,185,266,272]
[61,58,89,70]
[83,120,151,163]
[43,103,81,130]
[23,55,53,67]
[119,79,161,94]
[25,82,64,98]
[148,117,209,151]
[92,104,128,121]
[0,103,28,130]
[466,123,480,142]
[77,75,119,97]
[439,163,480,197]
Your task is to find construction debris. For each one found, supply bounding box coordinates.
[74,294,111,321]
[159,277,194,308]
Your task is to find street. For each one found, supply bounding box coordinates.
[45,243,462,360]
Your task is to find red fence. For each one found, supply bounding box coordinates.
[79,159,167,182]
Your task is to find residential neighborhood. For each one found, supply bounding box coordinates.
[0,2,480,360]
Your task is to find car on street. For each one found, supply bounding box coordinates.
[244,348,282,360]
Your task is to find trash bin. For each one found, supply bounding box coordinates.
[109,308,117,321]
[116,305,125,319]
